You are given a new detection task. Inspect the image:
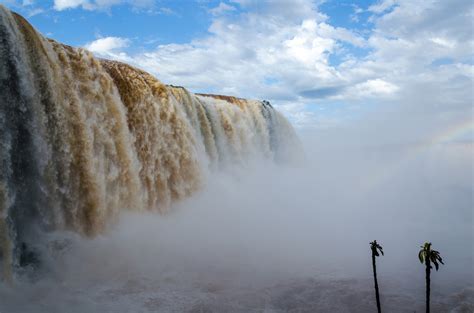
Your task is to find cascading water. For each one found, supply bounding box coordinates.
[0,5,301,281]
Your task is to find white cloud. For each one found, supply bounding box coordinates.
[81,0,472,131]
[368,0,397,14]
[84,37,132,61]
[53,0,154,11]
[346,79,399,98]
[430,37,456,49]
[0,0,45,16]
[209,2,236,16]
[26,7,43,16]
[54,0,90,10]
[158,7,175,15]
[113,5,365,104]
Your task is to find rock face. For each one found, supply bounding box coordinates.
[0,5,301,279]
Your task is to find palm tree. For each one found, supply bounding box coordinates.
[418,242,444,313]
[370,240,384,313]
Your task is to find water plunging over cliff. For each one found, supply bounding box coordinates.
[0,5,301,280]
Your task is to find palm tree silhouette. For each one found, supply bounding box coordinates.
[370,240,384,313]
[418,242,444,313]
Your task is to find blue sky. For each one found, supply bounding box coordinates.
[3,0,377,55]
[1,0,473,139]
[7,1,218,48]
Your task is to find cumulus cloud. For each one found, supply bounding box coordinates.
[84,37,132,61]
[115,4,365,104]
[79,0,472,132]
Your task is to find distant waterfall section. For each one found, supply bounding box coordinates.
[0,5,302,281]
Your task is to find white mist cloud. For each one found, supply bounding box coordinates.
[1,141,472,312]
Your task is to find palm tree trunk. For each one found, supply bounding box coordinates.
[372,253,381,313]
[0,218,13,284]
[425,258,431,313]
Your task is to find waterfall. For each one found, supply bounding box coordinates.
[0,5,302,281]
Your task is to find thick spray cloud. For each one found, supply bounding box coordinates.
[78,122,474,312]
[1,120,472,312]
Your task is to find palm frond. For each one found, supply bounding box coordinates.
[419,242,444,270]
[418,250,425,263]
[370,240,384,258]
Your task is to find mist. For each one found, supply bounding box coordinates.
[1,108,472,313]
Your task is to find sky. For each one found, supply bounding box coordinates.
[1,0,473,138]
